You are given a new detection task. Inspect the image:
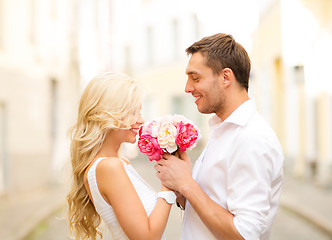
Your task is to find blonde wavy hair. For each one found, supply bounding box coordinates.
[66,72,143,239]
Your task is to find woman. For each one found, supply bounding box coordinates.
[66,72,176,240]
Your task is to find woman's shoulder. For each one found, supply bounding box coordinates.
[93,157,129,206]
[96,157,126,174]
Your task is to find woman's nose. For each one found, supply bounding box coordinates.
[137,114,144,124]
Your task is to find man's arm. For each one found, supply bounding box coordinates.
[155,152,244,240]
[180,177,244,240]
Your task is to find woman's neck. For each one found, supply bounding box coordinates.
[97,132,121,158]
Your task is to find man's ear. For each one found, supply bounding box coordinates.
[222,68,233,87]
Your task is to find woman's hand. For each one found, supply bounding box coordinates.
[161,184,173,192]
[154,151,193,192]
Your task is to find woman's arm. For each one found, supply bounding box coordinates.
[97,158,171,240]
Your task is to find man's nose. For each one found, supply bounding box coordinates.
[185,80,194,93]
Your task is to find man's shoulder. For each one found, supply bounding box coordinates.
[236,113,282,150]
[246,112,277,136]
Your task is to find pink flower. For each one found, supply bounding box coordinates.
[175,122,199,151]
[138,125,143,137]
[138,133,164,161]
[144,120,160,137]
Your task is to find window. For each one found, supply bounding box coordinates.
[172,19,179,60]
[124,45,132,75]
[50,0,57,20]
[293,65,304,84]
[0,101,9,193]
[273,58,285,145]
[193,14,200,40]
[146,26,153,64]
[0,0,4,50]
[50,79,58,164]
[29,0,36,45]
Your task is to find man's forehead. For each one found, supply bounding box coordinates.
[185,68,199,75]
[185,54,209,75]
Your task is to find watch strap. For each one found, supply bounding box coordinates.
[157,191,176,204]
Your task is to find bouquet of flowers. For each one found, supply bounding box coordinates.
[138,114,201,161]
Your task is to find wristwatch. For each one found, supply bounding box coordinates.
[157,191,177,204]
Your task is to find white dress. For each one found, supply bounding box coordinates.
[87,157,166,240]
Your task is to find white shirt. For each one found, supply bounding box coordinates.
[181,99,284,240]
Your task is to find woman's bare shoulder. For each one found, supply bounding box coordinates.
[96,157,125,173]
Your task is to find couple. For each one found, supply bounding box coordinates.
[66,33,284,240]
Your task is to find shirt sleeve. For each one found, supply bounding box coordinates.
[227,131,277,240]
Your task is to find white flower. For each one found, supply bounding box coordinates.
[157,122,178,153]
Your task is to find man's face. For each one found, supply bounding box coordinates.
[185,52,225,115]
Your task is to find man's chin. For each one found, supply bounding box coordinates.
[197,107,213,114]
[197,108,211,114]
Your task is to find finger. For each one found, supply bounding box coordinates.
[162,153,172,159]
[154,164,161,171]
[157,158,166,164]
[159,158,171,165]
[163,153,181,162]
[179,151,190,162]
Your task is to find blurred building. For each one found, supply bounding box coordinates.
[0,0,79,196]
[0,0,113,197]
[251,0,332,186]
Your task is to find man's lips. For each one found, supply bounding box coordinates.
[193,95,201,104]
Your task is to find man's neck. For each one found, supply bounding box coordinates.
[216,91,249,121]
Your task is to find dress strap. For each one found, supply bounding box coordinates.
[119,158,130,165]
[94,157,128,166]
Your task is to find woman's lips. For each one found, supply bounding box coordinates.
[130,128,139,135]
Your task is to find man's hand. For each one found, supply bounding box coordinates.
[154,151,193,192]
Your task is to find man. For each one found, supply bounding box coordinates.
[155,33,284,240]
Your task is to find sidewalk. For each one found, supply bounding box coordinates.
[0,174,331,240]
[0,185,66,240]
[279,175,332,237]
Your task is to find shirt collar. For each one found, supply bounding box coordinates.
[209,99,256,128]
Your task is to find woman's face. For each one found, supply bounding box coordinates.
[125,113,144,144]
[107,108,144,147]
[115,107,145,144]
